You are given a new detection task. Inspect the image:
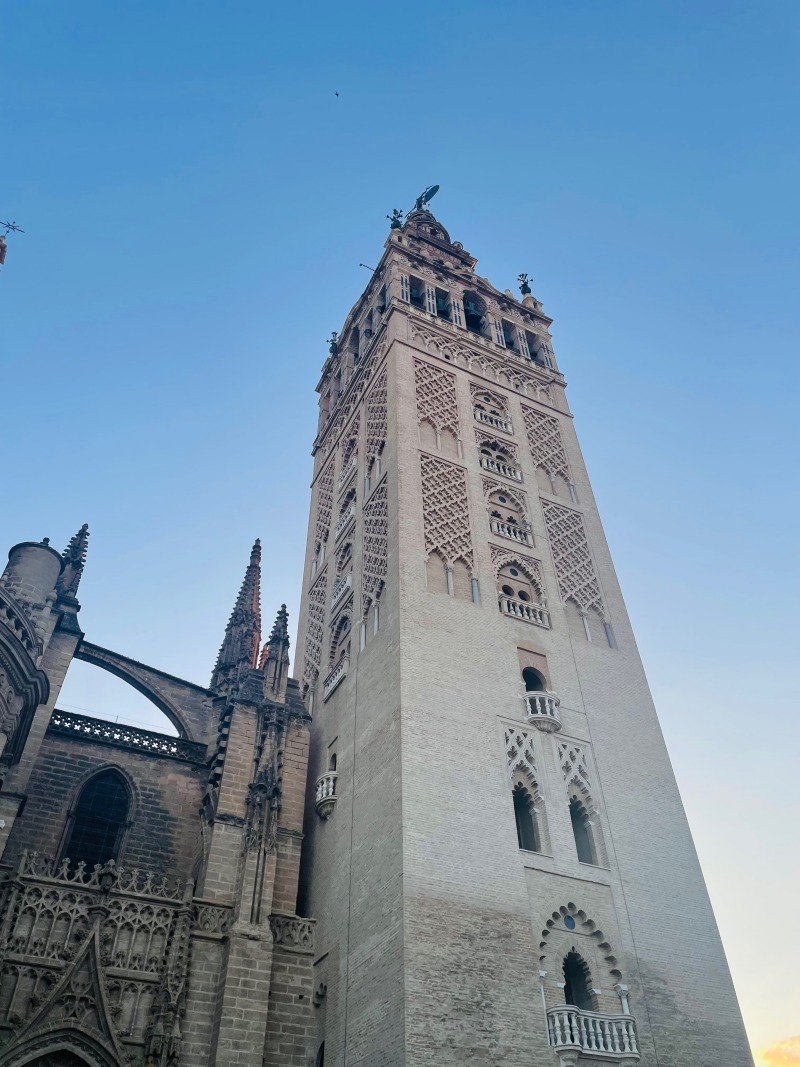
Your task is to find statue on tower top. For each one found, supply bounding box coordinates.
[413,184,439,212]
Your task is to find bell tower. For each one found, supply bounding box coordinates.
[296,193,753,1067]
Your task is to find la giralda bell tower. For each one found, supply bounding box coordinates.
[296,193,752,1067]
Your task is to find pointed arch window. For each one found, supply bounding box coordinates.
[569,795,599,866]
[512,782,541,853]
[61,769,130,871]
[563,950,597,1011]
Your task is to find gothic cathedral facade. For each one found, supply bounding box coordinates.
[0,203,752,1066]
[295,205,753,1067]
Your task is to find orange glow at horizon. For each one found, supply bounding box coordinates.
[754,1036,800,1066]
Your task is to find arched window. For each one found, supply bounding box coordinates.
[563,950,596,1011]
[498,563,537,605]
[569,796,598,866]
[330,614,352,666]
[512,782,541,852]
[487,490,522,526]
[61,769,130,871]
[479,439,513,468]
[462,291,487,335]
[409,275,425,310]
[522,667,546,692]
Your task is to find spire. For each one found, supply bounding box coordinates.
[210,539,262,694]
[260,603,290,699]
[56,523,89,598]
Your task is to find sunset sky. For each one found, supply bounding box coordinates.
[3,1,798,1059]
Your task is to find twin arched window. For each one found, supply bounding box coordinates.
[60,769,130,871]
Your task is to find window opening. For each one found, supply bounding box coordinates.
[512,782,540,852]
[409,276,425,310]
[61,770,130,871]
[563,951,596,1011]
[569,796,598,865]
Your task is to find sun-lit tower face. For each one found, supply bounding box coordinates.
[296,196,753,1067]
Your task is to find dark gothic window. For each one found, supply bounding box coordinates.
[315,1043,325,1067]
[563,950,596,1011]
[512,782,540,852]
[61,769,130,871]
[569,796,598,866]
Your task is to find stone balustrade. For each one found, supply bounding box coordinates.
[331,573,352,610]
[49,709,206,763]
[480,456,522,482]
[323,657,348,701]
[523,691,562,732]
[547,1006,639,1060]
[490,518,532,546]
[334,503,356,542]
[498,595,550,628]
[315,771,339,818]
[474,408,513,434]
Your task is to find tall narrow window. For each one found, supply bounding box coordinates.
[563,951,596,1011]
[463,291,487,335]
[512,782,541,852]
[435,287,452,321]
[61,769,130,871]
[409,275,425,310]
[501,319,519,352]
[569,796,598,865]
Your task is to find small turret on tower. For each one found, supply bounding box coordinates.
[210,539,262,696]
[260,603,290,700]
[56,523,90,600]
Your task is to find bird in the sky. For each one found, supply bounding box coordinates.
[335,91,339,97]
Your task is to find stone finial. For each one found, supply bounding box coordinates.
[387,209,404,229]
[260,603,291,699]
[56,523,89,598]
[210,539,262,694]
[327,332,339,356]
[518,273,532,296]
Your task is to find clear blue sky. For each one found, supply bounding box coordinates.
[3,2,798,1058]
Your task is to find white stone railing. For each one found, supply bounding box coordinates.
[323,657,349,701]
[523,691,562,732]
[331,573,352,610]
[490,518,532,546]
[315,771,339,818]
[334,503,356,541]
[474,408,513,434]
[337,455,357,493]
[480,456,522,482]
[547,1007,639,1059]
[498,595,550,628]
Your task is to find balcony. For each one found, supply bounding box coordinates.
[315,771,339,818]
[490,518,532,546]
[334,502,356,542]
[331,573,352,610]
[523,691,562,732]
[323,656,349,701]
[480,456,522,482]
[337,455,358,494]
[547,1007,639,1061]
[498,595,550,629]
[474,408,513,434]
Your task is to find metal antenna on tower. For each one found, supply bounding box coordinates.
[0,220,25,269]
